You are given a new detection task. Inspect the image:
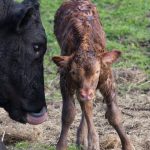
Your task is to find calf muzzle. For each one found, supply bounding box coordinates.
[79,89,95,101]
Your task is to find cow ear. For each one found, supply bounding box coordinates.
[52,56,73,68]
[23,0,40,10]
[13,5,34,33]
[101,50,121,65]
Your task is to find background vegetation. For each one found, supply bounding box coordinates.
[42,0,150,71]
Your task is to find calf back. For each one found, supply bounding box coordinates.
[54,0,106,55]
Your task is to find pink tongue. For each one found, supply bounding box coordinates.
[27,112,48,125]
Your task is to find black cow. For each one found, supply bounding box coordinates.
[0,0,47,125]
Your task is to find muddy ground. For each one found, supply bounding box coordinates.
[0,68,149,150]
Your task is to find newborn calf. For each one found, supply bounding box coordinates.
[53,0,133,149]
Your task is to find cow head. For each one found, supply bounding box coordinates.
[0,0,47,124]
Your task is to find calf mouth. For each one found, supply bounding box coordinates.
[77,90,95,102]
[77,93,95,102]
[26,107,48,125]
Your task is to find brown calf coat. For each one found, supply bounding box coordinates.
[53,0,133,150]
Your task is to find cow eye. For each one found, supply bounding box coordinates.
[33,44,40,54]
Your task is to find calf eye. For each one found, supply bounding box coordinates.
[96,70,100,74]
[70,70,76,75]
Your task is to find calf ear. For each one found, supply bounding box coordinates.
[52,56,73,68]
[101,50,121,65]
[13,5,34,33]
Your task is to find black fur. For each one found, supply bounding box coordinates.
[0,0,47,123]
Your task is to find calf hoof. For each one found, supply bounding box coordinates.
[88,133,100,150]
[88,140,100,150]
[77,131,88,150]
[56,142,67,150]
[123,143,135,150]
[77,139,88,150]
[88,145,100,150]
[56,146,67,150]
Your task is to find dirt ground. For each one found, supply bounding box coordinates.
[0,68,149,150]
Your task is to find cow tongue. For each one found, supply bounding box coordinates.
[27,107,48,125]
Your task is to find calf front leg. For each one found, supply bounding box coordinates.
[80,101,100,150]
[56,99,76,150]
[99,78,133,150]
[56,76,76,150]
[76,113,88,150]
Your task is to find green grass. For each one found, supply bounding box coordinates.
[42,0,150,74]
[13,142,78,150]
[12,0,150,149]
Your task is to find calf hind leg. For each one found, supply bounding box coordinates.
[80,101,100,150]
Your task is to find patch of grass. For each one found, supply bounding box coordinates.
[13,141,54,150]
[95,0,150,73]
[12,141,78,150]
[41,0,150,75]
[14,141,30,150]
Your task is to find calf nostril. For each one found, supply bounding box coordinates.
[89,93,93,98]
[81,93,86,98]
[80,89,94,100]
[80,91,87,98]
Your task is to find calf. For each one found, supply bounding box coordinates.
[0,0,47,125]
[52,0,133,150]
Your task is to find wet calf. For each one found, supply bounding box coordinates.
[53,0,133,150]
[0,0,47,125]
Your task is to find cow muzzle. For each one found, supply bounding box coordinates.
[27,107,48,125]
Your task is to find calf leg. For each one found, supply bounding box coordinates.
[56,76,76,150]
[99,78,133,150]
[80,101,100,150]
[76,113,88,150]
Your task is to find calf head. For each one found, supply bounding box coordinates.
[0,0,47,124]
[53,50,121,101]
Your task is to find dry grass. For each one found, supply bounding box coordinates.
[0,68,149,150]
